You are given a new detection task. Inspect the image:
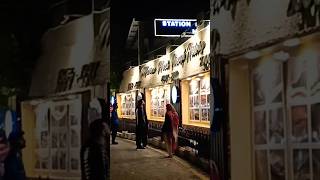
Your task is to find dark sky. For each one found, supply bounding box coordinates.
[111,0,210,67]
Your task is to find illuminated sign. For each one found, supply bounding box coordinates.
[171,85,178,104]
[154,19,197,37]
[110,96,115,105]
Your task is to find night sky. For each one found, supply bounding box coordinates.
[0,0,209,91]
[111,0,210,69]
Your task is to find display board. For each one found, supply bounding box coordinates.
[120,92,136,118]
[189,75,210,122]
[34,97,82,177]
[251,45,320,180]
[150,85,171,119]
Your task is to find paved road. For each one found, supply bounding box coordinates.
[110,138,209,180]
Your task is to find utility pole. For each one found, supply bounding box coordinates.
[137,21,144,65]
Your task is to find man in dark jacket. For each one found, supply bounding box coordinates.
[110,103,119,144]
[135,99,148,149]
[81,119,110,180]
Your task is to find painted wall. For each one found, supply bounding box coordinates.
[118,67,141,93]
[229,59,253,180]
[21,103,38,178]
[210,0,302,55]
[29,10,110,97]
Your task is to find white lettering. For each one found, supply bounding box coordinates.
[162,21,167,26]
[161,20,194,28]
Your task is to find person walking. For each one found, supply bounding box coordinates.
[161,104,179,158]
[81,119,110,180]
[135,99,148,149]
[110,103,119,145]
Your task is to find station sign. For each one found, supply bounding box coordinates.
[154,19,197,37]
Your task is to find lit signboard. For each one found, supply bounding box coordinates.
[154,19,197,37]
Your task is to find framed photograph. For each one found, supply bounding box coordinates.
[269,108,284,144]
[194,109,200,121]
[39,149,50,170]
[160,100,164,107]
[312,103,320,142]
[40,131,49,148]
[201,77,210,92]
[59,150,67,170]
[255,150,269,180]
[159,109,164,117]
[254,111,267,145]
[71,129,80,148]
[34,151,40,169]
[189,81,199,95]
[288,58,307,99]
[201,109,209,121]
[201,95,207,107]
[253,72,266,106]
[289,58,307,89]
[311,58,320,95]
[190,109,194,120]
[189,96,194,107]
[293,149,310,180]
[272,62,282,89]
[291,105,308,143]
[270,150,286,180]
[51,131,58,148]
[51,150,58,170]
[70,115,78,126]
[59,131,67,148]
[313,150,320,180]
[194,95,199,107]
[59,114,67,127]
[51,115,59,127]
[70,149,80,171]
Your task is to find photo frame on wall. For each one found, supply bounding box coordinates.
[312,103,320,142]
[255,150,269,180]
[291,105,308,143]
[254,111,267,145]
[288,57,308,99]
[269,108,285,144]
[253,71,266,106]
[293,149,310,180]
[269,150,286,180]
[251,59,287,180]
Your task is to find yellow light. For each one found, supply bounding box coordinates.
[195,78,201,81]
[186,77,192,81]
[198,73,204,77]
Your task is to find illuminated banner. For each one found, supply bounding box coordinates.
[154,19,197,37]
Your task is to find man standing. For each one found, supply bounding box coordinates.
[81,119,110,180]
[135,99,148,149]
[110,103,119,145]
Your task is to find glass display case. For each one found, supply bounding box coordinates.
[189,75,210,122]
[151,85,170,119]
[120,92,136,118]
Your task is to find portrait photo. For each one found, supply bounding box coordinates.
[254,111,267,145]
[291,105,308,143]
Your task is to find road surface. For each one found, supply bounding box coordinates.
[110,138,209,180]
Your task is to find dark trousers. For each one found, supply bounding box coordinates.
[111,124,118,143]
[136,124,148,147]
